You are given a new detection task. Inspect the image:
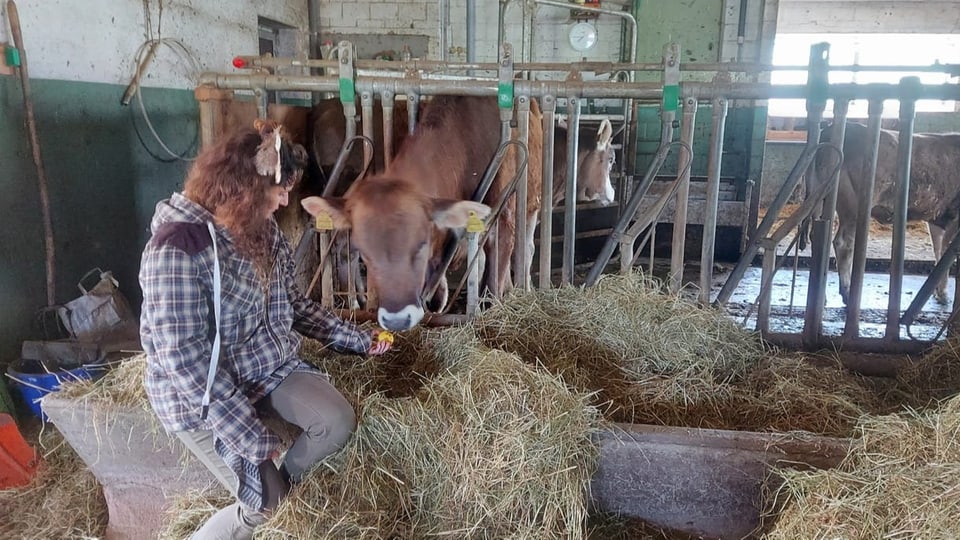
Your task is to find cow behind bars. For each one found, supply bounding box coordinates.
[803,121,960,305]
[305,96,616,318]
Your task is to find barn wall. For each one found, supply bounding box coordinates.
[778,0,960,34]
[0,0,306,364]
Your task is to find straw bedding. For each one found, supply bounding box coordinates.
[5,271,960,538]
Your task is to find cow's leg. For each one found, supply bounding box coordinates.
[492,214,516,298]
[929,220,954,305]
[349,248,366,309]
[833,217,856,305]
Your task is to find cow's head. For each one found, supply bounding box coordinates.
[301,179,490,331]
[578,118,616,205]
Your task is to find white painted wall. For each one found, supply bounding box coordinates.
[316,0,629,73]
[0,0,307,87]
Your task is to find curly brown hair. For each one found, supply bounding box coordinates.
[183,124,307,267]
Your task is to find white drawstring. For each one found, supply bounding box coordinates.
[201,221,222,420]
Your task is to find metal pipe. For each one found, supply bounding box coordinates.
[439,0,449,62]
[233,55,960,77]
[198,72,960,102]
[562,96,582,284]
[382,90,396,168]
[360,91,375,174]
[515,96,531,290]
[466,0,477,63]
[539,95,557,289]
[844,99,885,338]
[801,43,829,346]
[699,97,728,305]
[806,100,848,338]
[886,77,921,340]
[670,97,698,293]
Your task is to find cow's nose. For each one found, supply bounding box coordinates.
[378,305,425,331]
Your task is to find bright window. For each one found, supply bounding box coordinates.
[769,33,960,119]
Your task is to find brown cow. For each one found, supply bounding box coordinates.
[302,95,543,331]
[811,121,960,304]
[306,97,414,193]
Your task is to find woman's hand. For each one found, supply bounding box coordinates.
[368,330,393,356]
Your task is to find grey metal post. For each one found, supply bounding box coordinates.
[360,91,375,175]
[539,95,557,289]
[801,43,829,345]
[563,96,581,285]
[515,96,531,291]
[382,90,395,169]
[670,97,698,293]
[886,77,921,340]
[699,97,728,305]
[844,98,884,338]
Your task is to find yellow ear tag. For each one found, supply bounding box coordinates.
[314,211,334,230]
[466,211,485,233]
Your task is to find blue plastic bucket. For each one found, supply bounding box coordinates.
[5,359,105,420]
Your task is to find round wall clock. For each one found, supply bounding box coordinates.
[568,21,598,52]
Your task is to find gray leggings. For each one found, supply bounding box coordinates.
[176,370,356,538]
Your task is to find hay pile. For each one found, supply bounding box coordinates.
[55,354,150,410]
[766,393,960,538]
[259,327,599,539]
[474,272,892,436]
[0,427,107,539]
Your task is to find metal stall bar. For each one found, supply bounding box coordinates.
[800,43,830,345]
[515,95,532,291]
[381,90,396,168]
[563,95,582,285]
[699,97,729,305]
[670,97,698,293]
[844,98,885,338]
[805,98,849,339]
[886,76,921,340]
[539,94,558,289]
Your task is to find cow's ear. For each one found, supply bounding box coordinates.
[301,196,351,230]
[596,118,613,151]
[431,199,491,230]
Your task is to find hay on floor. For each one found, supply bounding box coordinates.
[0,427,107,539]
[262,328,599,539]
[765,392,960,539]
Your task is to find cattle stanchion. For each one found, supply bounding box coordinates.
[204,39,960,346]
[670,97,698,293]
[699,96,729,305]
[539,94,558,289]
[844,98,885,338]
[886,77,921,341]
[801,43,830,347]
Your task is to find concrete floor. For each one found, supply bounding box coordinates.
[715,266,955,341]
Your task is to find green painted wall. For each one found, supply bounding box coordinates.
[0,77,196,363]
[634,0,723,80]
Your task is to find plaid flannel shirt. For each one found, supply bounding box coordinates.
[140,193,371,508]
